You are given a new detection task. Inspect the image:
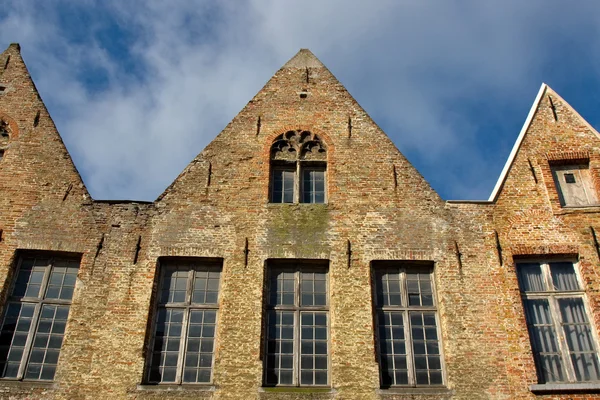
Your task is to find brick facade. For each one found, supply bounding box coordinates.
[0,43,599,399]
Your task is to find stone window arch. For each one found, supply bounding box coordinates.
[270,130,327,203]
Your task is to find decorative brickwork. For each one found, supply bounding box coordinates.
[1,43,600,399]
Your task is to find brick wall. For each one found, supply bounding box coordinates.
[0,44,599,399]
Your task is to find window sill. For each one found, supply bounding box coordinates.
[378,387,453,396]
[555,205,600,215]
[259,387,334,394]
[136,384,215,392]
[0,380,57,389]
[530,382,600,394]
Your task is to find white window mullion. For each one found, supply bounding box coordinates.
[405,310,415,386]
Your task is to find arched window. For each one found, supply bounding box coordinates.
[270,130,327,203]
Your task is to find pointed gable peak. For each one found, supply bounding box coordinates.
[282,49,325,69]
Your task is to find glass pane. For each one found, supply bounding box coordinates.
[12,258,49,299]
[270,270,295,306]
[376,270,402,307]
[160,267,189,304]
[182,310,216,383]
[410,311,442,385]
[300,311,328,385]
[148,308,184,383]
[406,272,433,306]
[45,260,79,301]
[192,270,220,304]
[300,272,327,306]
[524,299,564,382]
[25,305,70,380]
[550,262,579,291]
[302,169,325,204]
[558,298,600,381]
[0,303,35,378]
[265,311,295,386]
[517,263,545,292]
[378,312,408,386]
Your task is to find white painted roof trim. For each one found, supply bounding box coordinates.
[487,83,548,202]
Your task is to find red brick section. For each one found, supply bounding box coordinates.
[0,43,600,399]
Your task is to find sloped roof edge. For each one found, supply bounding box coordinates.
[487,83,547,202]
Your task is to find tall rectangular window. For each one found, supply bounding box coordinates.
[373,263,444,387]
[272,168,295,203]
[517,260,600,383]
[302,168,326,204]
[147,259,221,384]
[0,254,79,381]
[264,261,329,387]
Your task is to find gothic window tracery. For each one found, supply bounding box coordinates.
[270,130,327,203]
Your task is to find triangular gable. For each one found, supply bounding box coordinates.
[487,84,600,202]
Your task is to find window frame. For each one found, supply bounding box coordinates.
[0,253,80,381]
[372,262,446,388]
[145,258,222,386]
[516,258,600,384]
[263,260,330,387]
[550,163,600,208]
[269,161,327,204]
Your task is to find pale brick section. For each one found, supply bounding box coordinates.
[0,44,599,399]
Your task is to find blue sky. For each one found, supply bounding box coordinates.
[1,1,600,201]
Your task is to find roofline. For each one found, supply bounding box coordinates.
[487,83,547,202]
[446,200,493,204]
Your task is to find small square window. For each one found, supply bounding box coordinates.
[551,164,599,207]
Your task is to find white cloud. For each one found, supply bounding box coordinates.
[1,0,600,200]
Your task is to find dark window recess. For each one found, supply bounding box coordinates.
[0,255,79,381]
[517,260,600,384]
[373,263,444,388]
[146,259,221,385]
[564,173,576,184]
[264,262,329,387]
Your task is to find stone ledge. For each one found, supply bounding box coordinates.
[259,387,334,394]
[378,387,454,396]
[0,380,57,389]
[136,384,215,392]
[530,382,600,394]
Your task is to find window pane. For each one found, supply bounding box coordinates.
[299,311,328,385]
[183,310,216,383]
[272,169,295,203]
[517,263,545,292]
[0,303,35,378]
[550,262,579,291]
[24,305,70,380]
[192,270,220,304]
[406,272,433,306]
[265,311,295,386]
[270,271,295,306]
[160,267,188,304]
[300,272,327,306]
[376,270,402,307]
[410,312,442,385]
[378,312,408,386]
[524,299,565,383]
[13,258,48,299]
[148,308,184,383]
[558,298,600,381]
[45,260,78,301]
[302,169,325,204]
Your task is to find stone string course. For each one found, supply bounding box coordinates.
[0,43,599,399]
